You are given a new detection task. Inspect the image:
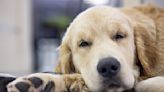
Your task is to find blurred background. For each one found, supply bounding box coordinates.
[0,0,163,76]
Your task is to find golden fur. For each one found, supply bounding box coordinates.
[55,4,164,92]
[122,5,164,77]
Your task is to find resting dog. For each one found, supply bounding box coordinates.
[1,4,164,92]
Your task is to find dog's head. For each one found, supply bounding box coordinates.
[55,6,157,91]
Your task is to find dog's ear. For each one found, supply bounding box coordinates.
[55,32,76,74]
[133,18,157,78]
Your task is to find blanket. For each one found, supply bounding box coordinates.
[0,74,16,92]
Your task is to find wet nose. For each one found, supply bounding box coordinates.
[97,57,120,77]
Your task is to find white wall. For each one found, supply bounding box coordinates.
[144,0,164,8]
[0,0,32,76]
[123,0,141,7]
[123,0,164,7]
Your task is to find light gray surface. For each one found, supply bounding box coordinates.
[144,0,164,8]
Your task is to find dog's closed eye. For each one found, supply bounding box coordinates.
[113,32,126,41]
[79,40,92,47]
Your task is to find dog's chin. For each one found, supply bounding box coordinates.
[101,83,124,92]
[100,78,133,92]
[106,84,134,92]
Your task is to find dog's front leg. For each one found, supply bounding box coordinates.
[7,73,89,92]
[135,76,164,92]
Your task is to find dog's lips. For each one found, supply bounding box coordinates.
[105,82,133,92]
[100,83,125,92]
[108,83,121,88]
[101,77,127,91]
[107,83,131,92]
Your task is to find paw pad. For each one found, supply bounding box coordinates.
[15,82,30,92]
[28,77,43,88]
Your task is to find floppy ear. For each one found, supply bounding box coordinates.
[55,34,76,74]
[134,18,157,78]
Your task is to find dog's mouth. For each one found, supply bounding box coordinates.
[104,82,134,92]
[108,83,121,88]
[101,83,124,92]
[101,78,129,92]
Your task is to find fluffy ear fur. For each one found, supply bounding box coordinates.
[123,5,159,78]
[123,5,158,78]
[132,8,159,78]
[134,4,164,78]
[134,22,157,78]
[55,33,76,74]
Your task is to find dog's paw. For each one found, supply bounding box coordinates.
[7,77,43,92]
[135,77,164,92]
[7,73,89,92]
[7,73,66,92]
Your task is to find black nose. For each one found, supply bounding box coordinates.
[97,57,120,77]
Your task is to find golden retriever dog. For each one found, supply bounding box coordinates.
[6,4,164,92]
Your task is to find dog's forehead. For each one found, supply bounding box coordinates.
[69,6,130,32]
[67,6,132,40]
[74,6,127,23]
